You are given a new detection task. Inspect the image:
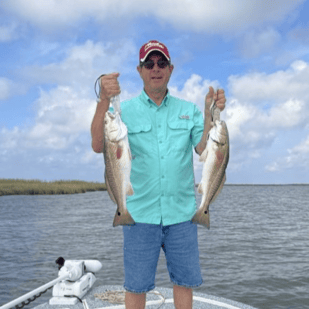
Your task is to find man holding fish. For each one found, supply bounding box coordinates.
[91,40,226,309]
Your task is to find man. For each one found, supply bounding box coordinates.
[91,40,226,309]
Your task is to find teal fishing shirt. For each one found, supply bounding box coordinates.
[120,90,204,226]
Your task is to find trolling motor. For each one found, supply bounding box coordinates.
[50,257,102,305]
[0,257,102,309]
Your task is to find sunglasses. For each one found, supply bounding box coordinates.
[142,60,170,70]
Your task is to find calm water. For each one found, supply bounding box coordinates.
[0,186,308,309]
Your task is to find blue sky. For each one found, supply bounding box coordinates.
[1,0,309,184]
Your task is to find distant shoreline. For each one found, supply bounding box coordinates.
[1,179,308,196]
[0,179,107,196]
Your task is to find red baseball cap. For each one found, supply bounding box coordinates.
[139,40,171,63]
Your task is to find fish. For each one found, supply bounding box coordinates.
[103,95,135,227]
[191,99,229,229]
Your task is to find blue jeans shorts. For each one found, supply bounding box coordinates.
[122,220,203,293]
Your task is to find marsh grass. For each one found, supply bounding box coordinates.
[0,179,107,196]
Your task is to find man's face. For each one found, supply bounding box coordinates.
[137,53,174,94]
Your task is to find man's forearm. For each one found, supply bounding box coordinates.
[91,98,109,153]
[195,111,212,155]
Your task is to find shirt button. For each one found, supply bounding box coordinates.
[162,175,165,179]
[158,124,161,128]
[161,156,164,159]
[159,141,162,144]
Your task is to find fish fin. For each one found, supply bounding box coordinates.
[197,183,203,194]
[113,209,135,227]
[105,172,117,204]
[209,173,226,204]
[199,148,208,162]
[126,183,134,196]
[191,207,210,229]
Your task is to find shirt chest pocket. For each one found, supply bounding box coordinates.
[127,124,153,154]
[167,120,194,151]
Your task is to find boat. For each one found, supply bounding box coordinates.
[36,284,258,309]
[0,258,258,309]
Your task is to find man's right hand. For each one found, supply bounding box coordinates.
[99,73,121,105]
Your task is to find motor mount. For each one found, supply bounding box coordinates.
[49,258,102,305]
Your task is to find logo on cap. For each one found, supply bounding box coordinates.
[144,41,164,52]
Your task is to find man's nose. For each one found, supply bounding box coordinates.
[152,63,161,69]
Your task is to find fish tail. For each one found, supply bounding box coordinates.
[113,209,135,227]
[191,208,210,229]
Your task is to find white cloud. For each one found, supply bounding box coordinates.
[165,61,309,175]
[267,98,305,128]
[169,74,220,112]
[0,37,140,180]
[266,135,309,172]
[20,39,137,88]
[0,83,102,181]
[239,28,281,58]
[228,60,309,104]
[0,39,138,159]
[225,99,255,140]
[2,0,305,33]
[2,38,309,182]
[0,77,12,100]
[27,86,96,149]
[0,84,97,154]
[166,68,304,177]
[227,60,309,138]
[265,161,280,172]
[0,23,18,42]
[226,59,309,171]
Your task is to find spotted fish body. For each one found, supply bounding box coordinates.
[103,96,134,227]
[191,102,229,229]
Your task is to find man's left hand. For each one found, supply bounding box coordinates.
[205,86,226,113]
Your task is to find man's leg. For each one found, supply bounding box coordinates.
[123,223,161,309]
[173,285,193,309]
[162,221,202,309]
[125,292,146,309]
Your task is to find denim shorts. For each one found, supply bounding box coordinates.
[122,220,203,293]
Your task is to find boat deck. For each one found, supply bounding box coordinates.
[34,285,258,309]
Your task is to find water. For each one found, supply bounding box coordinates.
[0,186,308,309]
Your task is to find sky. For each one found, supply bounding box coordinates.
[1,0,309,184]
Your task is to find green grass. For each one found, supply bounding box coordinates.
[0,179,107,196]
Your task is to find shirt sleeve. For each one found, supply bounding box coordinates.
[191,104,204,148]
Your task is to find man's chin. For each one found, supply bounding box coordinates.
[150,85,166,93]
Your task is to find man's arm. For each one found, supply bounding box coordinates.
[91,73,121,153]
[195,109,212,155]
[91,97,109,153]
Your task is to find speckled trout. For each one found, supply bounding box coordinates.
[103,95,134,227]
[191,99,229,229]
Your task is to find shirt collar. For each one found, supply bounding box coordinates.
[140,89,170,108]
